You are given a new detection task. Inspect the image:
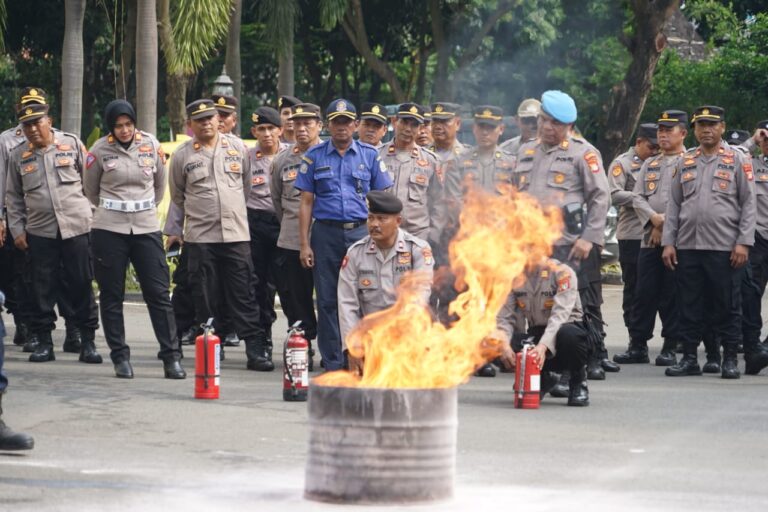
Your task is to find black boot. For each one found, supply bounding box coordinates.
[246,333,274,371]
[114,360,134,379]
[665,345,702,377]
[474,363,496,377]
[29,331,54,362]
[745,342,768,375]
[613,341,649,364]
[62,324,82,353]
[163,360,187,379]
[721,343,740,379]
[78,329,103,364]
[702,336,721,373]
[549,371,570,398]
[0,395,34,451]
[22,332,40,353]
[587,357,605,380]
[567,366,589,407]
[12,322,28,346]
[655,339,677,367]
[179,326,197,346]
[539,370,559,399]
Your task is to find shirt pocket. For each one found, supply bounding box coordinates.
[351,167,372,196]
[55,155,80,184]
[137,156,156,182]
[281,168,300,198]
[756,172,768,195]
[358,274,380,306]
[680,169,697,198]
[250,172,269,196]
[644,173,660,196]
[712,169,735,195]
[186,164,211,192]
[314,166,335,195]
[20,164,43,192]
[546,165,572,191]
[408,172,429,203]
[494,167,513,194]
[226,162,244,189]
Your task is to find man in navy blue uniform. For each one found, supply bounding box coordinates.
[294,99,393,371]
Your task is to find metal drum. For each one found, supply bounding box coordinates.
[304,385,457,504]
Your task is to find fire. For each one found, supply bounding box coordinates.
[314,185,563,388]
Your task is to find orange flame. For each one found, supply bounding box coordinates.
[314,185,563,388]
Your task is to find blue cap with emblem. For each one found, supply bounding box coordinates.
[540,90,577,124]
[326,98,357,121]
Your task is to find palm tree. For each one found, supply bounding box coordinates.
[136,0,158,134]
[260,0,299,97]
[225,0,242,135]
[62,0,86,136]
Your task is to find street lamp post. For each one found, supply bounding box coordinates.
[212,66,238,135]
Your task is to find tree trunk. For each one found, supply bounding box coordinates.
[136,0,158,134]
[118,0,137,100]
[225,0,242,135]
[165,74,188,139]
[429,0,451,100]
[598,0,680,163]
[277,48,295,97]
[61,0,86,136]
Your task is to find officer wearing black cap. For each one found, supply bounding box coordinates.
[212,94,239,135]
[724,129,751,155]
[416,107,434,148]
[358,102,389,148]
[662,106,756,379]
[623,111,687,367]
[607,122,659,364]
[338,190,434,376]
[428,102,465,163]
[5,100,103,365]
[270,103,322,368]
[294,98,393,371]
[246,106,288,358]
[278,95,301,144]
[83,100,184,379]
[169,99,272,371]
[378,103,445,248]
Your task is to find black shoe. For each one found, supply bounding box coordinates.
[736,343,744,354]
[22,333,40,353]
[12,323,28,346]
[540,371,559,399]
[601,358,620,372]
[702,358,721,374]
[655,350,677,367]
[163,361,187,379]
[721,357,740,379]
[549,371,570,398]
[474,363,496,377]
[587,359,605,380]
[223,332,240,347]
[29,344,55,362]
[245,335,274,371]
[665,356,702,376]
[0,419,34,451]
[62,325,82,353]
[114,360,134,379]
[613,343,649,364]
[180,327,197,346]
[79,337,103,364]
[745,343,768,375]
[567,367,589,407]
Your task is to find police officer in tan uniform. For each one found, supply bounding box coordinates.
[271,103,322,366]
[357,102,389,148]
[494,258,591,406]
[247,106,288,356]
[428,102,465,163]
[169,99,271,371]
[513,90,615,385]
[378,103,445,248]
[338,191,434,374]
[84,99,184,379]
[5,102,102,364]
[416,108,434,148]
[212,94,238,135]
[662,106,756,379]
[499,98,541,156]
[607,123,659,363]
[277,95,301,145]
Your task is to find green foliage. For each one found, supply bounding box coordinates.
[168,0,232,75]
[85,126,101,148]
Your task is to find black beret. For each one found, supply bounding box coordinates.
[691,105,724,125]
[756,120,768,131]
[290,103,322,120]
[212,94,238,113]
[104,99,137,131]
[637,123,658,144]
[397,103,425,123]
[725,129,751,146]
[251,106,282,127]
[278,95,301,110]
[186,99,217,120]
[19,87,47,106]
[360,102,388,124]
[474,105,504,126]
[657,109,688,127]
[366,190,402,215]
[18,103,49,123]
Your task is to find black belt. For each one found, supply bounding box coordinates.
[315,218,367,230]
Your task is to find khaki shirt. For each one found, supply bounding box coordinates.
[84,131,165,234]
[632,152,683,249]
[428,139,466,164]
[270,144,312,251]
[6,132,91,240]
[338,229,434,343]
[169,133,252,243]
[662,143,756,251]
[499,135,536,157]
[607,147,644,240]
[246,142,288,212]
[514,137,610,246]
[0,125,25,213]
[378,142,445,244]
[445,146,516,199]
[495,260,582,357]
[163,202,184,237]
[754,154,768,240]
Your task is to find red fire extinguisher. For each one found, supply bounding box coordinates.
[283,321,309,402]
[514,340,540,409]
[195,318,220,400]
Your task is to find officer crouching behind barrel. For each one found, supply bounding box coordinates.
[492,258,591,406]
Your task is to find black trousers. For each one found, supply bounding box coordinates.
[273,247,317,340]
[170,248,197,336]
[92,229,180,364]
[185,241,263,341]
[676,250,743,348]
[513,322,590,373]
[26,232,99,335]
[629,247,679,344]
[0,224,33,326]
[742,232,768,347]
[247,209,280,331]
[618,239,640,330]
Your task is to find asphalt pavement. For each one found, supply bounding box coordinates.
[1,285,767,511]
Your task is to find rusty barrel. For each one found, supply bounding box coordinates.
[304,385,457,504]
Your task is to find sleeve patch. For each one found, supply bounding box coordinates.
[86,153,96,169]
[744,161,754,181]
[612,165,623,177]
[585,152,600,173]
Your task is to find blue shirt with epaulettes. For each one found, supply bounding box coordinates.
[294,139,392,222]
